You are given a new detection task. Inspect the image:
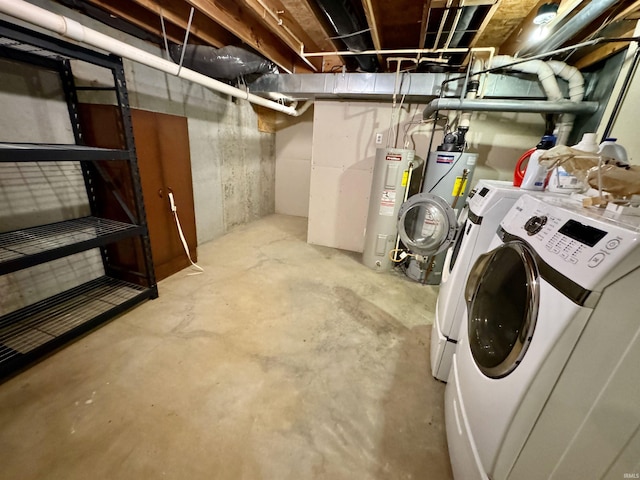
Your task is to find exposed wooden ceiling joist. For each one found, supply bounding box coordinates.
[83,0,192,46]
[361,0,384,66]
[418,1,433,50]
[277,0,344,71]
[185,0,313,73]
[573,28,636,69]
[131,0,237,48]
[239,0,322,71]
[569,5,640,69]
[52,0,640,75]
[498,0,557,56]
[467,0,501,51]
[476,0,540,49]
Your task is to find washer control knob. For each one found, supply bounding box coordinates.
[524,215,547,236]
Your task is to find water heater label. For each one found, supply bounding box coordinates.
[401,170,409,187]
[452,177,468,196]
[386,154,402,162]
[379,190,396,216]
[436,154,455,164]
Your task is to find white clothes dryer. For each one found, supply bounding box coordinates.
[445,194,640,480]
[432,180,532,382]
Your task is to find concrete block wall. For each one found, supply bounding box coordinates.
[0,55,100,314]
[0,1,276,314]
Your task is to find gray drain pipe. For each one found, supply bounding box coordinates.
[422,99,598,120]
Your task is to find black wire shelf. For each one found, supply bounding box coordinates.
[0,20,157,380]
[0,143,130,162]
[0,276,153,378]
[0,217,145,275]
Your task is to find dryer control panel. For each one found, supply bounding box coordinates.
[500,195,640,290]
[467,179,522,217]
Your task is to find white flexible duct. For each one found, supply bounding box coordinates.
[0,0,311,117]
[546,60,585,145]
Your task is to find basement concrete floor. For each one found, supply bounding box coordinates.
[0,214,452,480]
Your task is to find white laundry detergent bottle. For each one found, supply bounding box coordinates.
[520,135,556,190]
[548,132,598,194]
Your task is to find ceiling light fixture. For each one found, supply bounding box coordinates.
[533,3,558,25]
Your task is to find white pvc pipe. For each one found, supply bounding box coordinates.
[546,60,585,102]
[490,55,585,145]
[546,59,585,145]
[304,47,496,57]
[458,58,484,129]
[490,55,563,101]
[0,0,310,116]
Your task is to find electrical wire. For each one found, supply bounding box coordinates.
[387,70,404,147]
[168,192,204,275]
[393,74,412,148]
[419,108,442,190]
[402,118,445,150]
[327,27,372,40]
[388,248,416,263]
[402,120,424,149]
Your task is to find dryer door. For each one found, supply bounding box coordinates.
[464,241,540,378]
[397,193,458,256]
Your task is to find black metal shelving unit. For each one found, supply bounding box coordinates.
[0,20,157,378]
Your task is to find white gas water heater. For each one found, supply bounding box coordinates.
[403,128,477,284]
[363,127,477,284]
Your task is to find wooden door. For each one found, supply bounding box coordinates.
[78,104,197,281]
[131,109,197,280]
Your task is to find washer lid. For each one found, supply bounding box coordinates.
[397,193,458,256]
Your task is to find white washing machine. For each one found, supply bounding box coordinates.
[431,179,530,382]
[445,194,640,480]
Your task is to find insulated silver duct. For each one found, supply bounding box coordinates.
[519,0,619,57]
[422,99,598,120]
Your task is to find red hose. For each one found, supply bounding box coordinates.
[513,148,536,187]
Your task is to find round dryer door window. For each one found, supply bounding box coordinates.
[464,241,539,378]
[397,193,458,256]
